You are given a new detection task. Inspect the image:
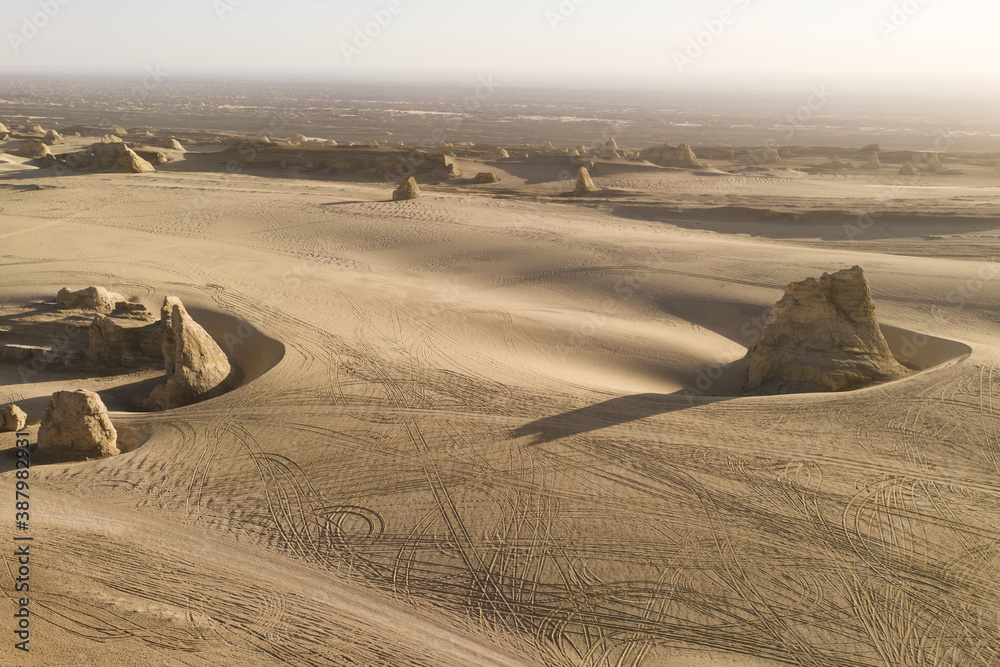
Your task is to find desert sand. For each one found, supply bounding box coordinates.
[1,105,999,667]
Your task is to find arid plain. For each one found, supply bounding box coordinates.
[1,82,1000,666]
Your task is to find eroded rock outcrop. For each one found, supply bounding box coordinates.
[57,286,127,314]
[899,163,917,176]
[13,141,51,159]
[89,303,164,368]
[746,266,909,393]
[865,152,882,169]
[640,143,703,168]
[49,142,155,173]
[393,176,422,201]
[147,297,232,409]
[486,146,509,160]
[42,129,64,145]
[573,166,598,194]
[38,390,119,457]
[473,172,500,184]
[1,405,27,432]
[154,137,185,151]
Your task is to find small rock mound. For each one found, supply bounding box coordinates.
[38,390,119,458]
[573,167,598,195]
[2,405,27,432]
[89,303,163,368]
[57,286,127,314]
[0,122,9,138]
[600,139,621,159]
[23,123,45,135]
[153,137,185,151]
[923,153,945,173]
[473,172,500,184]
[101,134,124,144]
[42,129,64,145]
[53,142,155,173]
[486,146,509,160]
[746,266,909,393]
[669,144,703,168]
[147,297,232,410]
[393,176,422,201]
[865,152,882,169]
[13,141,51,159]
[757,148,782,164]
[899,163,917,176]
[861,144,881,153]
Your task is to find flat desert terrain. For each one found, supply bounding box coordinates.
[1,93,999,666]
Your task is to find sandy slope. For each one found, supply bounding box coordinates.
[1,154,999,666]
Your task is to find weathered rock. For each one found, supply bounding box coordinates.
[573,167,598,195]
[111,125,127,136]
[757,148,782,164]
[861,144,881,153]
[899,163,917,176]
[865,152,882,169]
[38,390,119,457]
[101,134,124,144]
[89,305,164,368]
[1,405,27,432]
[42,129,64,145]
[55,142,155,173]
[924,153,945,173]
[600,139,621,160]
[147,297,232,409]
[670,144,702,168]
[23,123,44,135]
[57,286,127,314]
[542,141,556,151]
[0,121,9,138]
[135,150,169,165]
[153,137,185,151]
[13,141,51,159]
[473,172,499,184]
[486,146,509,159]
[393,176,422,201]
[747,266,909,393]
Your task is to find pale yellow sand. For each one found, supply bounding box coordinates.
[1,150,998,665]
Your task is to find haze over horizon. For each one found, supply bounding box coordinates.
[1,0,997,88]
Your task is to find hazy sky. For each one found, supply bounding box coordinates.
[1,0,997,82]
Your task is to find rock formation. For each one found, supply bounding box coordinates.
[1,405,27,432]
[924,153,945,173]
[57,286,127,314]
[23,123,44,135]
[51,142,155,173]
[865,152,882,169]
[89,303,164,368]
[899,163,917,176]
[746,266,909,393]
[154,137,185,151]
[101,134,124,144]
[670,144,702,168]
[861,144,881,153]
[42,129,64,145]
[600,139,621,159]
[573,167,598,195]
[0,122,9,139]
[757,148,782,164]
[147,297,232,409]
[13,141,51,159]
[473,172,500,184]
[393,176,422,201]
[486,146,509,160]
[37,390,119,457]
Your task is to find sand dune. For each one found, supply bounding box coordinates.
[1,135,999,666]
